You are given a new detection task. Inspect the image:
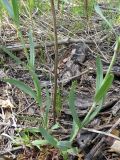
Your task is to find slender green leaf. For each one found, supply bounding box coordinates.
[29,70,42,107]
[83,99,103,126]
[0,46,23,65]
[89,100,103,121]
[28,28,35,68]
[3,78,36,99]
[114,36,120,53]
[57,141,72,151]
[11,0,19,25]
[51,122,60,130]
[39,127,58,147]
[44,88,51,129]
[96,55,103,92]
[26,128,40,133]
[16,30,29,60]
[68,81,81,127]
[32,139,48,148]
[95,74,114,103]
[56,88,62,117]
[1,0,14,18]
[28,0,35,13]
[104,37,120,78]
[82,56,104,127]
[70,120,79,142]
[95,5,115,34]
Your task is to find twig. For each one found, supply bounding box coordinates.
[4,38,100,52]
[50,0,59,124]
[59,69,90,86]
[0,146,23,156]
[83,127,120,141]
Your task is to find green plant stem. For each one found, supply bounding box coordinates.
[50,0,59,124]
[81,102,96,127]
[105,50,117,78]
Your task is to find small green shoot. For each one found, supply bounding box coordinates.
[95,4,116,34]
[39,127,58,148]
[43,88,51,129]
[56,88,62,117]
[28,28,35,69]
[68,81,81,128]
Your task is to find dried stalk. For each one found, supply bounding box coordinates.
[50,0,59,124]
[84,0,88,20]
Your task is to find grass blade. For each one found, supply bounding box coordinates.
[43,88,51,129]
[57,141,72,151]
[68,81,81,127]
[32,139,48,148]
[96,55,103,92]
[56,88,62,117]
[83,99,103,126]
[70,120,79,142]
[1,0,14,18]
[28,0,35,13]
[3,78,36,99]
[95,74,114,103]
[11,0,19,25]
[95,5,115,34]
[0,46,23,65]
[29,70,42,107]
[39,127,58,147]
[28,28,35,68]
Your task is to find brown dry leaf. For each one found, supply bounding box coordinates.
[0,99,16,125]
[0,99,14,109]
[109,140,120,153]
[78,153,84,160]
[4,109,13,122]
[111,129,119,137]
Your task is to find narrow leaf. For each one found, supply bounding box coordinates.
[114,36,120,53]
[26,128,40,133]
[32,139,48,147]
[39,127,58,147]
[83,99,103,126]
[51,122,60,130]
[29,70,42,107]
[28,0,35,13]
[95,74,114,103]
[57,141,72,151]
[1,0,14,18]
[43,88,51,129]
[68,81,81,127]
[0,46,23,65]
[96,55,103,92]
[70,120,79,142]
[11,0,19,25]
[95,5,115,34]
[3,78,36,99]
[28,28,35,68]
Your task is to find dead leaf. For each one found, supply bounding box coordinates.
[0,99,14,108]
[109,140,120,153]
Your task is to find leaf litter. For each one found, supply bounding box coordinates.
[0,1,120,160]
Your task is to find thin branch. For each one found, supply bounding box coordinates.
[50,0,59,124]
[4,38,98,52]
